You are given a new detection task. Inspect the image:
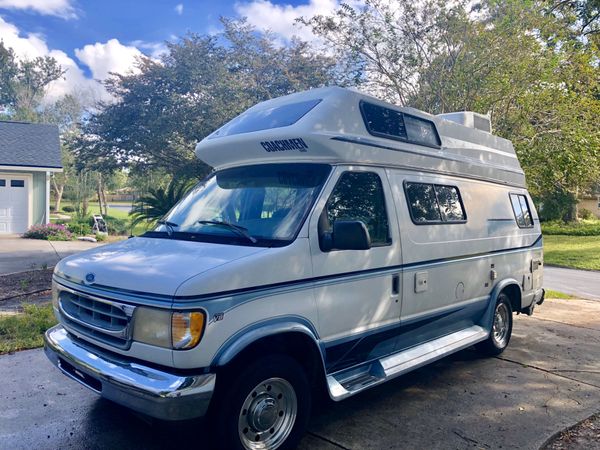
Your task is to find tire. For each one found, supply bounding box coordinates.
[476,292,513,356]
[211,354,311,450]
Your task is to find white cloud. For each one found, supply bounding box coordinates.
[234,0,340,43]
[0,17,146,106]
[0,0,77,19]
[130,39,168,59]
[0,16,98,103]
[174,3,183,15]
[75,39,143,80]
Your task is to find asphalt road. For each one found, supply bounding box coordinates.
[0,237,101,275]
[544,266,600,300]
[1,298,599,450]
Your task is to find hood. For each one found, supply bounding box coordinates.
[54,237,267,297]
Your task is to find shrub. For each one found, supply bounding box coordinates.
[95,233,107,242]
[66,218,92,236]
[542,219,600,236]
[579,208,594,220]
[23,223,73,241]
[49,205,56,212]
[105,215,129,235]
[62,206,75,213]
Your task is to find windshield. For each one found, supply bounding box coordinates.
[153,164,331,246]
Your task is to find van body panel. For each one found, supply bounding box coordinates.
[45,87,545,428]
[308,165,403,346]
[54,237,267,297]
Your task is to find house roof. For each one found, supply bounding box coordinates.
[0,121,62,170]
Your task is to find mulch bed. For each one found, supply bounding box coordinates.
[0,268,53,302]
[543,412,600,450]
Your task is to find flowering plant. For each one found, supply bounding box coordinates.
[23,223,73,241]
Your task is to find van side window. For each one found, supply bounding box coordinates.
[405,182,466,224]
[509,193,533,228]
[360,101,441,148]
[322,172,391,246]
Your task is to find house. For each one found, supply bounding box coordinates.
[578,195,600,219]
[0,121,62,234]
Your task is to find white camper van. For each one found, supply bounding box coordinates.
[45,87,544,449]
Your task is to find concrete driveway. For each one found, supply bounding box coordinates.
[1,297,599,450]
[0,236,102,274]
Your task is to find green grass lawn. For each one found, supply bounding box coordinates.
[543,235,600,271]
[55,201,149,235]
[0,304,57,354]
[544,289,574,299]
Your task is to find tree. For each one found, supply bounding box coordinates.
[40,94,86,212]
[302,0,600,220]
[75,19,342,180]
[129,178,195,227]
[0,42,64,121]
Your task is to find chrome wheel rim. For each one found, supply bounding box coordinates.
[492,303,510,347]
[238,377,297,450]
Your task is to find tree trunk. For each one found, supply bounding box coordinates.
[101,180,109,216]
[97,175,103,216]
[51,175,64,212]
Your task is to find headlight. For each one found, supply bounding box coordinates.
[133,308,205,350]
[133,307,172,348]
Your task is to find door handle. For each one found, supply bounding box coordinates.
[391,274,400,296]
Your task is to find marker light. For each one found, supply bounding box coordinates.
[171,312,205,350]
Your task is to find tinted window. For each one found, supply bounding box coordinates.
[210,99,321,138]
[361,102,407,140]
[10,180,25,187]
[360,101,440,147]
[323,172,390,246]
[405,182,466,224]
[435,185,465,221]
[404,114,441,147]
[510,193,533,228]
[405,183,441,222]
[0,180,5,187]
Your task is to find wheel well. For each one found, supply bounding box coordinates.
[501,283,522,312]
[217,332,326,393]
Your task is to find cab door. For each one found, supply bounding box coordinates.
[308,166,402,372]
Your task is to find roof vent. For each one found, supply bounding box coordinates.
[437,111,491,133]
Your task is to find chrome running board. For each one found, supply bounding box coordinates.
[327,325,488,401]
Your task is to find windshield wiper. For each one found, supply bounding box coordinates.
[198,220,258,244]
[157,219,179,237]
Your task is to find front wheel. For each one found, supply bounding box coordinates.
[212,355,311,450]
[476,293,513,356]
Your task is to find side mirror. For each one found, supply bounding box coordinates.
[321,220,371,251]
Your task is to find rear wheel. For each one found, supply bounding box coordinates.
[476,293,513,356]
[212,355,311,450]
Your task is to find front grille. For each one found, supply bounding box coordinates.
[61,292,128,330]
[59,289,134,348]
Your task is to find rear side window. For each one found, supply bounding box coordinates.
[405,182,466,224]
[360,101,441,148]
[323,172,390,246]
[510,193,533,228]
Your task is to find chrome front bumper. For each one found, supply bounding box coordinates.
[44,325,216,421]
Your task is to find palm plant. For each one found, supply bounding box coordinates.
[129,178,196,227]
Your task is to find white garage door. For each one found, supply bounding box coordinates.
[0,175,30,234]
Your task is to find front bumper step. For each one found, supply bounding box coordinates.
[44,325,216,421]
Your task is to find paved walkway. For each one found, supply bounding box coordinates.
[1,297,599,449]
[0,236,102,274]
[545,266,600,300]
